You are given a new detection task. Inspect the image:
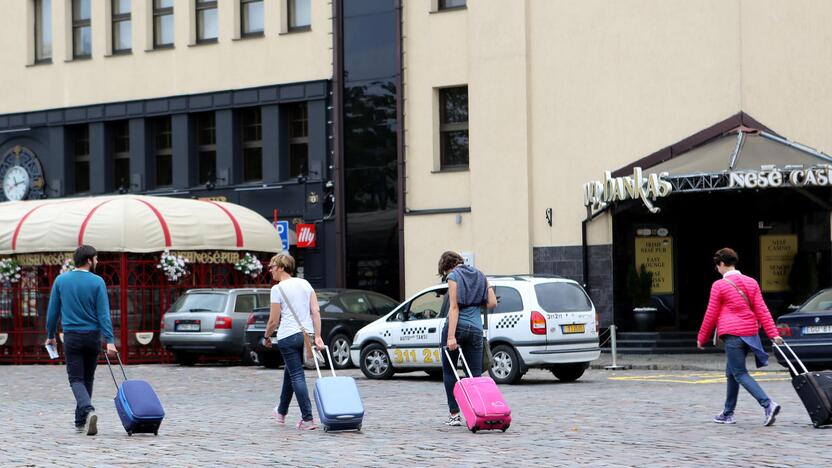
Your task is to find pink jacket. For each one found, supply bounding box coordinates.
[696,272,779,346]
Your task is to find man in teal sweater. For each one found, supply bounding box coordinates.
[45,245,117,436]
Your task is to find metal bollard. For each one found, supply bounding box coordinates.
[604,324,630,370]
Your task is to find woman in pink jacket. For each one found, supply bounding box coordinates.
[697,248,784,426]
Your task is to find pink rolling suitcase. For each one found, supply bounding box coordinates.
[444,346,511,433]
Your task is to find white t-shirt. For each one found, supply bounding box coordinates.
[271,278,315,341]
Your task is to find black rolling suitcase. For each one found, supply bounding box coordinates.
[774,342,832,428]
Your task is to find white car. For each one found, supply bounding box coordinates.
[350,275,600,384]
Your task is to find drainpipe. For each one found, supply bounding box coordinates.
[582,217,589,290]
[332,0,346,289]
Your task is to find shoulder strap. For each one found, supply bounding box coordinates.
[723,278,752,309]
[278,283,310,335]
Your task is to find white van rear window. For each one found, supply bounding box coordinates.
[535,282,591,313]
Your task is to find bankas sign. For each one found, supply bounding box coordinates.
[584,167,673,214]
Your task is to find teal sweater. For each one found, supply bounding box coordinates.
[46,270,114,344]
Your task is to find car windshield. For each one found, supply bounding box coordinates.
[535,282,592,313]
[169,293,227,313]
[800,290,832,312]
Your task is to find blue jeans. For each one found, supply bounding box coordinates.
[441,323,484,414]
[723,335,771,414]
[276,333,313,421]
[63,331,101,427]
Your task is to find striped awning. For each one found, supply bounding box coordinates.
[0,195,281,254]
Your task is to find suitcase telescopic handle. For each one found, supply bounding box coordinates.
[442,346,474,383]
[773,340,809,375]
[313,345,336,379]
[103,351,128,390]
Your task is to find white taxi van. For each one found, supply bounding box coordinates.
[350,275,600,384]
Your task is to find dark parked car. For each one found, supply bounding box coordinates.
[245,288,399,369]
[776,288,832,371]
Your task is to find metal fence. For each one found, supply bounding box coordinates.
[0,253,271,364]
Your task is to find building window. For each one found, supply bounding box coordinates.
[288,103,308,178]
[154,117,173,187]
[439,0,466,10]
[288,0,311,31]
[153,0,174,48]
[72,0,92,58]
[112,0,132,53]
[196,113,216,185]
[196,0,218,43]
[34,0,52,62]
[73,125,90,193]
[240,108,262,182]
[113,121,131,191]
[241,0,264,36]
[439,86,469,169]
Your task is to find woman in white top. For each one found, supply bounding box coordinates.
[263,253,324,430]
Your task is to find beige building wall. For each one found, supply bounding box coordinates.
[403,0,533,294]
[2,0,331,115]
[405,0,832,294]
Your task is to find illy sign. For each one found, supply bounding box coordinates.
[297,224,317,248]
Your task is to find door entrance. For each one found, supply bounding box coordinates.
[612,187,831,331]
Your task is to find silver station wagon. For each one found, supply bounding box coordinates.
[160,288,271,365]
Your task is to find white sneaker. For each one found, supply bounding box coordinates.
[84,412,98,436]
[444,414,462,426]
[272,407,285,424]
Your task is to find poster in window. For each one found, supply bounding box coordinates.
[760,234,797,292]
[635,236,673,295]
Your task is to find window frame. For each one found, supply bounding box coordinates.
[240,107,263,182]
[196,0,219,44]
[73,125,91,194]
[154,116,173,188]
[196,112,217,185]
[438,0,467,11]
[288,102,309,178]
[287,0,311,32]
[72,0,92,59]
[34,0,53,63]
[153,0,174,49]
[111,0,132,54]
[438,86,469,170]
[240,0,265,37]
[112,121,131,192]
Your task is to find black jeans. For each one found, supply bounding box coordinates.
[63,331,101,427]
[441,323,484,414]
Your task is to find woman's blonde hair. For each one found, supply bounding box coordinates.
[269,253,296,276]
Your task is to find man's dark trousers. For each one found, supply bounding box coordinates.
[63,331,101,427]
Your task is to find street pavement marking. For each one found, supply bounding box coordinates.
[608,372,791,385]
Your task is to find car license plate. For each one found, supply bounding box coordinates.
[176,322,200,332]
[562,324,585,334]
[804,325,832,335]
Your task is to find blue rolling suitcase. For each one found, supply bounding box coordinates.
[105,353,165,436]
[313,347,364,432]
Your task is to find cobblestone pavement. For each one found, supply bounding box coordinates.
[0,361,827,467]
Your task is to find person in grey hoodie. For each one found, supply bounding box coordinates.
[437,251,497,427]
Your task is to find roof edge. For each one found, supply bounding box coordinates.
[612,112,780,177]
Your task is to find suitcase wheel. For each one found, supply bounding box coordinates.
[471,426,479,433]
[323,426,329,433]
[501,425,510,432]
[127,431,133,437]
[154,431,159,436]
[357,424,362,432]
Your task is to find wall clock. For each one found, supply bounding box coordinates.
[0,146,45,201]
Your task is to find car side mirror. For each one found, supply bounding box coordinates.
[394,312,406,322]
